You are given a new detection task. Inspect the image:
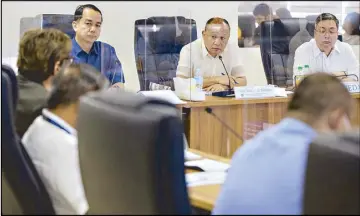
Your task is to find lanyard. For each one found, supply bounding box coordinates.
[42,114,72,135]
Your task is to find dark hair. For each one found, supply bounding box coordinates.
[205,17,231,30]
[344,12,360,36]
[288,73,352,118]
[17,28,71,84]
[74,4,103,22]
[253,3,272,17]
[276,7,292,19]
[315,13,339,29]
[47,63,109,109]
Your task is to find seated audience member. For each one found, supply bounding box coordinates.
[252,3,288,52]
[176,17,246,92]
[71,4,125,88]
[213,73,354,215]
[276,7,292,19]
[342,12,360,45]
[22,63,109,214]
[293,13,359,81]
[16,28,72,138]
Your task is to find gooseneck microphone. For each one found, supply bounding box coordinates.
[219,55,231,92]
[205,107,243,142]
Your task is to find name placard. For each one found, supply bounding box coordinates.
[343,81,360,93]
[234,86,278,99]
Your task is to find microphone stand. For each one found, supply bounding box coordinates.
[211,56,235,97]
[205,107,244,157]
[219,55,231,94]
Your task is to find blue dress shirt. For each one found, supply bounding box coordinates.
[71,38,125,85]
[212,118,318,215]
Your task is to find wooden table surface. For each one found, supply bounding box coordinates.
[186,149,230,212]
[179,93,360,158]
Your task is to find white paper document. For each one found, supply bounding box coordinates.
[139,90,186,105]
[185,158,230,172]
[184,151,202,161]
[186,171,227,187]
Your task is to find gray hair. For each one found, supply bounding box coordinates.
[47,63,109,109]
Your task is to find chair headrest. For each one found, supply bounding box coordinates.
[77,90,190,214]
[36,14,75,38]
[83,90,176,112]
[135,16,197,54]
[303,131,360,214]
[280,18,304,37]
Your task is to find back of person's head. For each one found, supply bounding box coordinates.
[253,3,272,17]
[276,7,292,19]
[47,63,109,110]
[344,12,360,36]
[17,28,72,84]
[288,73,353,132]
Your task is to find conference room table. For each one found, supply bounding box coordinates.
[178,93,360,158]
[186,148,230,212]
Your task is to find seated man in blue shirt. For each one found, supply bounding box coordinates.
[213,72,354,215]
[71,4,125,88]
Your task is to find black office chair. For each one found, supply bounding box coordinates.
[303,131,360,215]
[1,65,55,215]
[20,14,75,38]
[134,16,197,91]
[237,14,256,47]
[260,18,313,86]
[77,90,191,214]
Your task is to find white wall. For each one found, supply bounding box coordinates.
[2,1,267,92]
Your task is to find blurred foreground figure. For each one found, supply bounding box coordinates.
[22,63,109,214]
[213,72,354,214]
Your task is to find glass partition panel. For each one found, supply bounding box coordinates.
[138,9,195,91]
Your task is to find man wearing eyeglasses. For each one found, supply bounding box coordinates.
[176,17,247,92]
[71,4,125,88]
[293,13,359,82]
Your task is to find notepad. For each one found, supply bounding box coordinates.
[184,151,202,161]
[185,158,230,172]
[186,171,227,187]
[139,90,186,105]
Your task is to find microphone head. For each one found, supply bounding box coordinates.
[219,55,222,60]
[205,107,213,114]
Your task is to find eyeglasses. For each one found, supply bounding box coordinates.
[315,28,338,36]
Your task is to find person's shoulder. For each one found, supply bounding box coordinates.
[95,41,116,51]
[295,39,313,54]
[181,38,201,51]
[337,40,354,53]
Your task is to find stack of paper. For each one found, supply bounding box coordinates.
[139,90,186,105]
[186,171,227,187]
[184,151,202,161]
[185,158,230,172]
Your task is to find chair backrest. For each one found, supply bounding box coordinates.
[260,18,305,86]
[134,16,197,91]
[1,65,55,215]
[20,14,75,38]
[77,90,191,214]
[2,64,18,109]
[303,131,360,215]
[238,15,256,47]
